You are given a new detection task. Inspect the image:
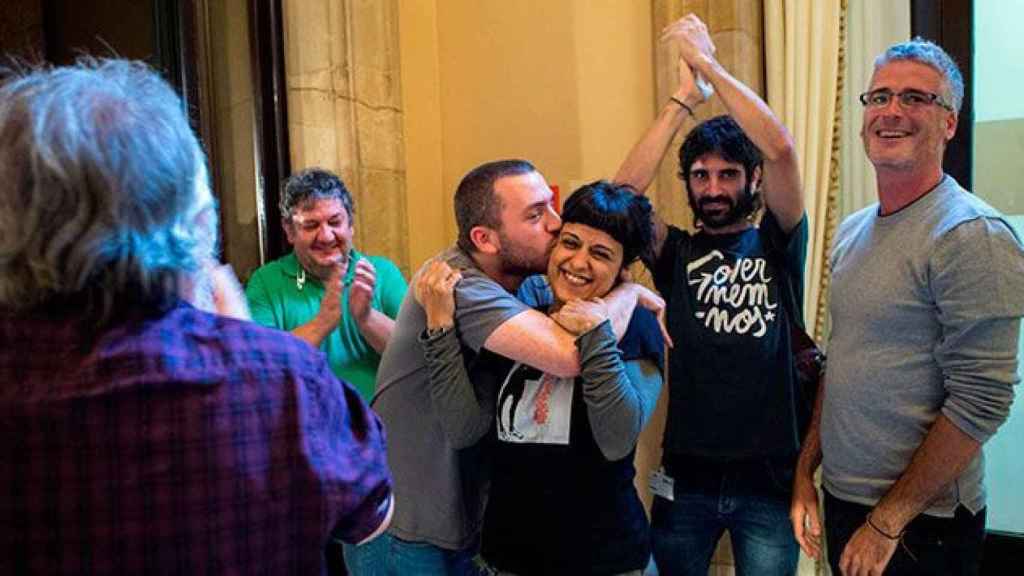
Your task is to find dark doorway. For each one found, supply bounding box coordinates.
[913,0,1024,569]
[911,0,973,190]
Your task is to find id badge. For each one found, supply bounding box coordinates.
[649,466,675,501]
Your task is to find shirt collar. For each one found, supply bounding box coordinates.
[281,249,364,286]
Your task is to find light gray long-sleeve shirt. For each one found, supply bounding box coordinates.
[822,176,1024,517]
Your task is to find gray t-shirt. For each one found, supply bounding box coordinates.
[372,247,528,550]
[822,176,1024,517]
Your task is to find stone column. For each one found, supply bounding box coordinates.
[283,0,409,276]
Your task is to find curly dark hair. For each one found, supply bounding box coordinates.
[678,115,763,226]
[279,167,354,223]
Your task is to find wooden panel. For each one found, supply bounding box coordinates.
[911,0,973,189]
[248,0,291,261]
[42,0,155,64]
[0,0,46,64]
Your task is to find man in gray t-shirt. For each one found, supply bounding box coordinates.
[344,160,659,575]
[791,40,1024,576]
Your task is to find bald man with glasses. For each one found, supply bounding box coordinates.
[791,39,1024,576]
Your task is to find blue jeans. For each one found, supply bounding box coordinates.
[650,456,799,576]
[343,533,485,576]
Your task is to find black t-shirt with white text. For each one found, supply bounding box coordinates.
[653,212,808,462]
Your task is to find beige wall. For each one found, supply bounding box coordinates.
[573,2,659,185]
[437,1,582,193]
[399,0,655,271]
[974,118,1024,215]
[399,0,447,269]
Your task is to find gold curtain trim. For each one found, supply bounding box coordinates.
[812,0,847,343]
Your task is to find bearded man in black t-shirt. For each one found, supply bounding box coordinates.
[613,14,808,576]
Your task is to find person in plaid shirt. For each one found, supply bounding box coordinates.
[0,58,392,575]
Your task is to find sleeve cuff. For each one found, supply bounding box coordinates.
[419,324,463,364]
[575,319,617,361]
[418,324,455,344]
[355,493,394,545]
[941,404,1000,444]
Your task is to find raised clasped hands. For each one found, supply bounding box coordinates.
[661,13,717,109]
[660,13,717,70]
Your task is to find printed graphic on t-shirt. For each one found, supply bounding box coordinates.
[496,364,574,445]
[686,249,778,337]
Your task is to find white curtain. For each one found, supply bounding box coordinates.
[764,0,843,340]
[841,0,911,218]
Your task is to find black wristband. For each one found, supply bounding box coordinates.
[670,95,694,116]
[865,513,904,541]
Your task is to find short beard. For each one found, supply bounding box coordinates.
[688,181,758,230]
[497,230,551,278]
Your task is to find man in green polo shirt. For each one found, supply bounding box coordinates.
[245,168,407,399]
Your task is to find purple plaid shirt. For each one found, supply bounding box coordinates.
[0,301,392,575]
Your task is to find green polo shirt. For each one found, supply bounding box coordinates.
[245,250,407,399]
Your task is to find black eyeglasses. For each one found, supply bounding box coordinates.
[859,89,953,111]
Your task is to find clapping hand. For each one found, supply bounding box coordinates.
[348,257,377,324]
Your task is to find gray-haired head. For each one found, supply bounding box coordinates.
[0,58,214,324]
[874,37,965,113]
[278,167,354,224]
